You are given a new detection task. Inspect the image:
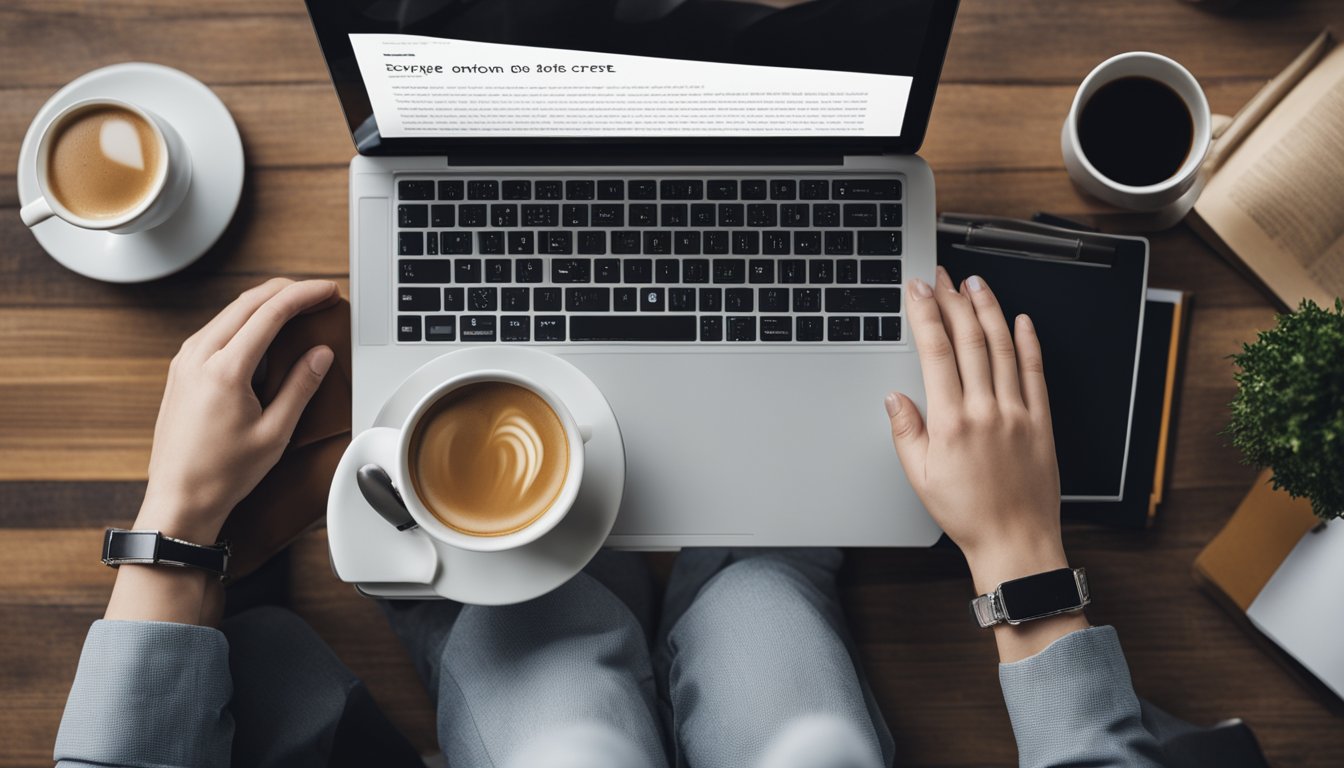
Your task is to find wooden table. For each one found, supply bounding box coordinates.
[3,1,1342,765]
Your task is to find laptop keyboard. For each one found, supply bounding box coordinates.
[393,176,903,343]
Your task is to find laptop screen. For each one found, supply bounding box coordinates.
[306,0,959,153]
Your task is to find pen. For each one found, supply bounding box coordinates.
[938,221,1116,260]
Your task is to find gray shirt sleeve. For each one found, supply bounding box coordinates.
[54,619,234,768]
[999,625,1164,768]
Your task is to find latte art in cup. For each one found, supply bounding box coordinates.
[47,105,162,220]
[410,382,570,536]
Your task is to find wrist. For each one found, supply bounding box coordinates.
[134,492,227,545]
[965,536,1069,596]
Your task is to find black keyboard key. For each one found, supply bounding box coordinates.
[468,287,497,311]
[704,231,730,255]
[629,180,657,199]
[779,259,806,283]
[425,316,456,342]
[843,204,877,228]
[478,231,504,255]
[612,231,641,254]
[880,203,903,227]
[701,316,723,341]
[552,258,590,283]
[825,288,901,313]
[749,259,775,283]
[595,258,621,283]
[468,180,499,200]
[443,288,464,312]
[399,180,434,200]
[656,259,679,283]
[877,316,903,341]
[661,180,703,199]
[630,204,657,226]
[690,204,715,227]
[641,287,665,311]
[534,287,562,311]
[837,259,858,284]
[780,204,809,227]
[397,315,422,341]
[683,259,709,283]
[437,180,464,200]
[809,260,834,284]
[669,287,696,311]
[770,180,797,200]
[542,231,573,255]
[799,179,829,200]
[565,180,595,200]
[535,180,562,200]
[563,204,588,228]
[614,287,637,311]
[442,232,472,255]
[425,230,438,256]
[459,204,487,227]
[535,316,566,341]
[814,204,840,227]
[502,180,531,200]
[597,179,624,200]
[834,179,901,199]
[501,316,530,342]
[747,204,777,227]
[732,231,760,255]
[485,259,511,283]
[566,287,610,312]
[398,204,428,228]
[828,316,860,341]
[857,231,902,255]
[431,204,455,228]
[502,287,529,311]
[643,231,672,255]
[797,316,824,341]
[661,204,688,227]
[507,231,535,255]
[398,287,439,311]
[580,231,608,255]
[741,180,767,200]
[624,259,652,283]
[725,288,753,312]
[763,231,790,255]
[793,288,821,312]
[398,232,423,256]
[861,259,902,284]
[592,205,623,227]
[864,316,881,341]
[718,203,744,227]
[713,259,746,283]
[825,231,854,255]
[728,316,757,342]
[674,231,701,255]
[522,204,559,227]
[491,204,518,228]
[760,288,789,312]
[707,179,738,199]
[400,259,452,284]
[761,317,792,341]
[461,315,497,341]
[516,258,543,283]
[699,287,722,312]
[571,315,697,341]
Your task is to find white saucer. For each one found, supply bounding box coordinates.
[327,348,626,605]
[15,63,244,283]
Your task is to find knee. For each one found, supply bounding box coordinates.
[755,714,884,768]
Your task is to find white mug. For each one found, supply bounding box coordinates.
[1062,52,1211,214]
[345,370,590,553]
[20,97,192,234]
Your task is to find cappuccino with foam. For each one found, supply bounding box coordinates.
[47,105,162,220]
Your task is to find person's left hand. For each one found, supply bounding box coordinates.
[135,278,340,543]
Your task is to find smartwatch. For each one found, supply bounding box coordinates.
[970,567,1089,628]
[102,528,230,580]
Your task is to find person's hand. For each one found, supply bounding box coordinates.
[885,267,1065,595]
[136,278,340,543]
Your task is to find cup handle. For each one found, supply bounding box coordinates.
[19,196,54,227]
[347,427,415,531]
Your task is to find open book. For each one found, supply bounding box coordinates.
[1188,31,1344,309]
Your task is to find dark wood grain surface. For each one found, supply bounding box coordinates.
[3,1,1342,765]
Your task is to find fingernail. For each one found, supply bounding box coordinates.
[310,346,334,375]
[909,278,932,299]
[1017,314,1033,331]
[935,265,953,289]
[884,392,902,417]
[967,275,986,292]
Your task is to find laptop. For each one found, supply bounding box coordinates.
[305,0,961,548]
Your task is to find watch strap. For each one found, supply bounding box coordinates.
[970,567,1089,628]
[102,528,230,579]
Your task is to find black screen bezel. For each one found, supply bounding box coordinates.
[302,0,960,158]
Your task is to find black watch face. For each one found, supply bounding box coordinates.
[998,568,1081,622]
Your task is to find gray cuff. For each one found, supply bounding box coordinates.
[55,620,234,768]
[999,626,1162,768]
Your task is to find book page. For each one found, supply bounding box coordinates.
[1195,41,1344,307]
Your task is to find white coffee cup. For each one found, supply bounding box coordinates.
[345,370,590,553]
[1062,52,1211,213]
[20,97,192,234]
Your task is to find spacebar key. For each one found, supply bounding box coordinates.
[570,316,697,341]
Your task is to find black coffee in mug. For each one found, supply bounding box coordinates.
[1077,76,1193,187]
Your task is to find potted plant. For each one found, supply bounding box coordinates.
[1226,298,1344,522]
